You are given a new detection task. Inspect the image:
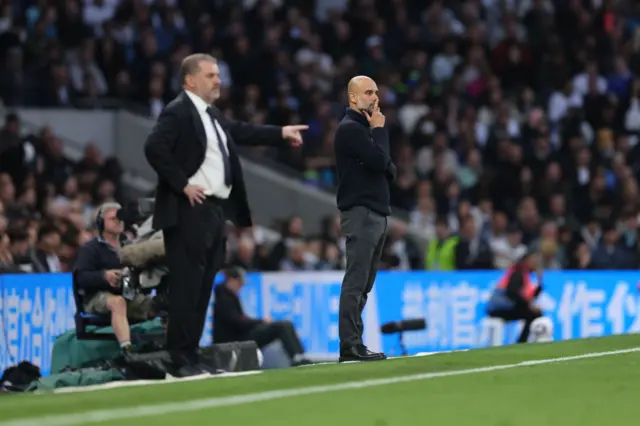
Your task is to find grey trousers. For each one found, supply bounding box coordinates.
[339,206,388,349]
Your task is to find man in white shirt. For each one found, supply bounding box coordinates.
[144,53,307,377]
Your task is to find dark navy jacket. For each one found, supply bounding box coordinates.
[73,237,123,301]
[334,108,397,217]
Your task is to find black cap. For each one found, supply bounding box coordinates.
[226,266,246,283]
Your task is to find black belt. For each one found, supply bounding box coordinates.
[205,195,226,206]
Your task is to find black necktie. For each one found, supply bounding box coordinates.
[206,107,233,187]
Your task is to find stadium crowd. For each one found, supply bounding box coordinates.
[2,0,640,273]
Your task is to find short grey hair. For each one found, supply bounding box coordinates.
[180,53,217,84]
[94,202,122,224]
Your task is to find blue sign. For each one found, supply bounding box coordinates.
[253,271,640,357]
[0,274,76,377]
[2,271,640,376]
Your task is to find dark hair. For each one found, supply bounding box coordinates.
[435,216,448,227]
[459,214,474,228]
[6,227,28,243]
[226,266,246,282]
[37,223,59,241]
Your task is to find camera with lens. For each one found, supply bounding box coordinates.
[116,198,156,233]
[116,199,170,312]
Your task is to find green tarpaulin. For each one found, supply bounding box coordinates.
[50,319,164,374]
[25,320,166,392]
[27,368,125,392]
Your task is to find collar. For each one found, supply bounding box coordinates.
[184,90,210,113]
[345,107,369,127]
[97,235,122,252]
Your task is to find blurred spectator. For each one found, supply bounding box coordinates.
[280,240,313,271]
[455,214,494,269]
[1,0,640,272]
[591,223,635,270]
[230,235,258,272]
[31,223,62,272]
[425,217,458,271]
[0,230,13,270]
[383,221,422,270]
[491,224,527,270]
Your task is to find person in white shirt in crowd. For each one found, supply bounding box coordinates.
[491,224,527,269]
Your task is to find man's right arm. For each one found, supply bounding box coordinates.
[73,244,111,291]
[339,124,390,173]
[143,108,189,195]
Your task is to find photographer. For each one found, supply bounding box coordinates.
[73,202,154,354]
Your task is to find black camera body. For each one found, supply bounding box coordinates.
[116,198,155,230]
[117,203,170,312]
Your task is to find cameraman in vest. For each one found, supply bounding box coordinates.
[486,249,543,343]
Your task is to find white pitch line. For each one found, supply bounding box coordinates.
[2,347,639,426]
[50,370,263,395]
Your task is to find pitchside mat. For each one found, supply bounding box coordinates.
[1,335,639,426]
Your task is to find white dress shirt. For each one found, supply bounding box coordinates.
[185,90,232,199]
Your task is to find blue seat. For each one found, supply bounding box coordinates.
[72,272,165,342]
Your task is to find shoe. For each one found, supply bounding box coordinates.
[338,345,386,362]
[197,362,225,374]
[173,364,207,378]
[361,345,387,361]
[169,351,208,377]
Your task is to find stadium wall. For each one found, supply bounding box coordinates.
[1,271,639,376]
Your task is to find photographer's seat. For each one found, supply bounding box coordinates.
[72,275,166,343]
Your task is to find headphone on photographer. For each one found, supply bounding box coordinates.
[95,206,105,232]
[95,202,122,233]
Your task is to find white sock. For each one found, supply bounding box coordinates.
[120,341,131,349]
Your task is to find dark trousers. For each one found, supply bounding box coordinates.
[248,321,305,359]
[489,304,542,343]
[163,198,225,364]
[338,206,388,349]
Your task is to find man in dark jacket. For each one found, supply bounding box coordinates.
[213,267,311,366]
[455,215,494,269]
[333,76,396,362]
